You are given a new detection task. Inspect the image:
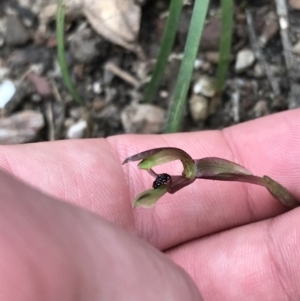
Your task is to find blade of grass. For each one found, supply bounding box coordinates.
[215,0,234,94]
[165,0,209,133]
[56,0,82,104]
[144,0,184,103]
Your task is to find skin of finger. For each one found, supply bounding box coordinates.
[0,170,202,301]
[0,110,299,251]
[0,139,135,232]
[168,207,300,301]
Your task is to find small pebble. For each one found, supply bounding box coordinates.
[69,107,82,119]
[31,93,42,102]
[205,52,220,64]
[194,58,211,71]
[193,75,216,97]
[189,94,208,122]
[70,38,98,63]
[0,67,9,80]
[253,63,265,78]
[5,15,30,46]
[64,118,74,128]
[121,104,165,134]
[92,98,105,111]
[0,80,16,108]
[253,100,269,118]
[92,82,102,94]
[292,40,300,55]
[4,81,34,113]
[235,49,255,73]
[66,119,88,139]
[159,90,169,98]
[194,58,203,69]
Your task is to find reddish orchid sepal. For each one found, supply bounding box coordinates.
[195,157,253,179]
[195,158,298,208]
[263,176,298,208]
[167,175,196,194]
[123,147,299,208]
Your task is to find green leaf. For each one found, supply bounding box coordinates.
[145,0,184,103]
[133,186,168,208]
[56,0,82,104]
[165,0,210,133]
[215,0,234,93]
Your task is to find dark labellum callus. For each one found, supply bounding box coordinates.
[153,173,171,189]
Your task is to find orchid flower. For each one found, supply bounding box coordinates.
[122,147,299,209]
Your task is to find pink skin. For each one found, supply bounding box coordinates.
[0,109,299,300]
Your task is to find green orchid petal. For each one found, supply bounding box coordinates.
[263,176,299,208]
[123,147,195,179]
[132,185,168,208]
[195,157,252,179]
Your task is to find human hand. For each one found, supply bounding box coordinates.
[0,109,299,300]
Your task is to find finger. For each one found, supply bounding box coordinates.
[168,207,300,301]
[0,110,299,251]
[0,139,135,231]
[0,170,202,301]
[109,109,300,248]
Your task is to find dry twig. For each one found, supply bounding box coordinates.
[246,9,280,96]
[45,101,55,141]
[275,0,300,108]
[105,62,141,88]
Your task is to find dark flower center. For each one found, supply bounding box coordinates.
[153,173,171,189]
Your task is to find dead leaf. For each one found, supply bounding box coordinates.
[289,0,300,10]
[33,0,141,51]
[83,0,141,50]
[0,111,44,144]
[27,72,52,97]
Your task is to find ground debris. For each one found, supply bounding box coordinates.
[66,119,88,139]
[0,80,16,108]
[121,104,165,134]
[235,49,255,73]
[289,0,300,10]
[0,110,44,144]
[0,0,296,140]
[5,14,31,46]
[189,94,208,122]
[19,0,141,51]
[193,75,215,97]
